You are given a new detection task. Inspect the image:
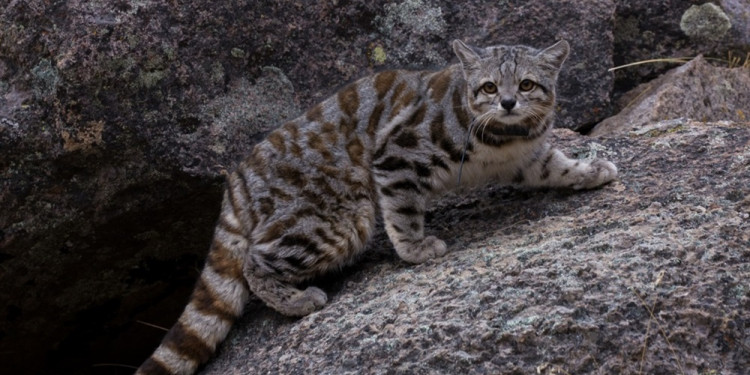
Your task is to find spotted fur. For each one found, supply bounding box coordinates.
[136,39,617,375]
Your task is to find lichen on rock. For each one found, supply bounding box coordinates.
[680,3,733,41]
[374,0,448,66]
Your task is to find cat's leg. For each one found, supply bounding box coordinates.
[519,142,618,189]
[377,183,448,264]
[243,257,327,317]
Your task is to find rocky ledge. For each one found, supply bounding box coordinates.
[204,120,749,374]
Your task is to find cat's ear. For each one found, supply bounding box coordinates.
[452,39,481,71]
[538,40,570,70]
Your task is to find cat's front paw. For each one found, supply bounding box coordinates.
[575,159,618,189]
[395,236,448,264]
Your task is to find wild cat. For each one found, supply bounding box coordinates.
[136,39,617,374]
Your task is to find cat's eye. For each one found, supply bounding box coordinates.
[519,79,536,92]
[481,82,497,94]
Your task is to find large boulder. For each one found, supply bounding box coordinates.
[611,0,750,103]
[1,0,747,373]
[1,1,616,373]
[591,56,750,136]
[204,121,750,374]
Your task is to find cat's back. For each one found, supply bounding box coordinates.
[245,67,455,169]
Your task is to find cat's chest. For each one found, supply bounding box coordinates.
[434,138,544,189]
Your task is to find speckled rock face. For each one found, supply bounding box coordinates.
[1,1,748,373]
[612,0,750,100]
[1,1,617,372]
[205,121,749,375]
[591,56,750,136]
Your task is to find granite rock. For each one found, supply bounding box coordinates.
[203,121,750,375]
[1,1,748,373]
[591,56,750,136]
[0,2,617,372]
[611,0,750,102]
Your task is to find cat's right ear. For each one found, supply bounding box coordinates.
[452,40,481,71]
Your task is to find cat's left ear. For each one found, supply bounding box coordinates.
[538,40,570,70]
[452,39,481,71]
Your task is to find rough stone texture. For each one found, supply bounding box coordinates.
[204,121,750,375]
[1,2,617,373]
[591,56,750,136]
[611,0,750,102]
[681,3,733,41]
[1,1,748,374]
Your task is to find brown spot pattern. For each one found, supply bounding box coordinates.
[267,131,286,154]
[321,122,338,144]
[338,83,360,119]
[307,131,334,162]
[163,321,214,364]
[394,131,419,148]
[258,216,299,244]
[374,71,397,100]
[367,102,385,137]
[269,186,292,201]
[290,142,303,157]
[390,89,417,121]
[278,164,307,188]
[258,197,275,216]
[428,69,452,102]
[191,277,238,322]
[347,137,365,166]
[306,104,324,122]
[139,357,174,375]
[452,88,471,129]
[408,103,427,127]
[390,81,406,105]
[282,122,299,140]
[207,240,244,282]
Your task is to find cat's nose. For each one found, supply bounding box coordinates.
[500,98,516,111]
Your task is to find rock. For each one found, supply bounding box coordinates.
[680,3,733,42]
[1,1,618,373]
[204,121,750,374]
[1,0,748,373]
[590,56,750,136]
[612,0,750,99]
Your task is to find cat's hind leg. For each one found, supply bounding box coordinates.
[243,257,327,317]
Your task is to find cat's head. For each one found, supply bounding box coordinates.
[452,39,569,141]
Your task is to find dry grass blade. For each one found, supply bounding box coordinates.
[137,319,169,332]
[638,308,653,375]
[632,288,686,375]
[727,51,750,69]
[610,52,750,72]
[608,58,693,72]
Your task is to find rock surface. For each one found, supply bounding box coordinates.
[0,1,748,373]
[591,56,750,136]
[1,2,617,373]
[204,121,750,375]
[611,0,750,101]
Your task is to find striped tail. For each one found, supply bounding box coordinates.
[136,218,251,375]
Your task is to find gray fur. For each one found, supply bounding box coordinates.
[137,40,617,375]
